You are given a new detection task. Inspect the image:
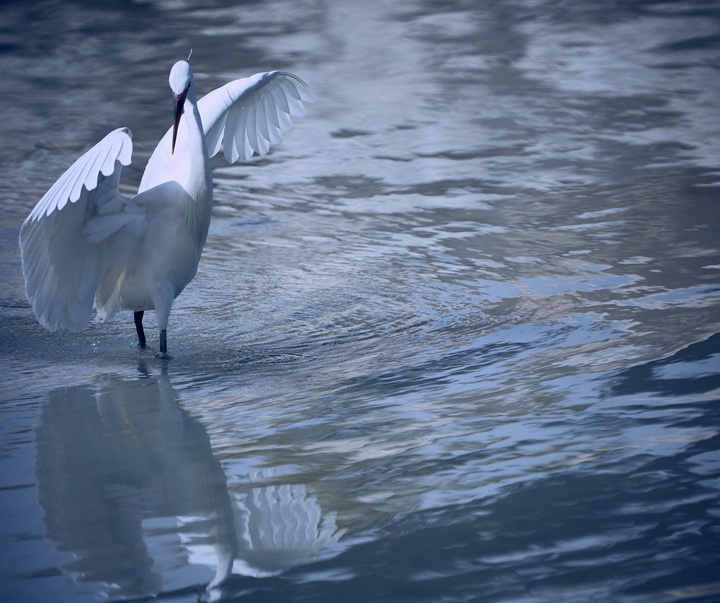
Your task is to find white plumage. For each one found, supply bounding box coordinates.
[19,59,314,357]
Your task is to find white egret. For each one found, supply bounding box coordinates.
[19,56,314,357]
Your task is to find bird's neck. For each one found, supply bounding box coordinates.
[137,83,213,252]
[178,87,213,249]
[184,86,209,167]
[180,87,211,190]
[138,84,212,201]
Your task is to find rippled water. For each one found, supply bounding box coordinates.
[1,1,720,601]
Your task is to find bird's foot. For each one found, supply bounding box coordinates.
[155,352,173,360]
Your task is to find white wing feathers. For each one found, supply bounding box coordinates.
[19,128,134,331]
[27,128,132,221]
[201,71,316,163]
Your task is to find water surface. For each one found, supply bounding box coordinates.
[1,1,719,601]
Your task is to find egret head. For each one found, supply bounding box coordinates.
[169,60,193,154]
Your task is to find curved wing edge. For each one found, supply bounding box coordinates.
[201,71,315,164]
[19,127,133,331]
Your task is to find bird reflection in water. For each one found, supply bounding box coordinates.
[34,364,342,599]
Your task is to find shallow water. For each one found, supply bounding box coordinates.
[1,0,720,601]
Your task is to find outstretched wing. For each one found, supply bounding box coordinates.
[19,128,133,331]
[139,71,315,193]
[201,71,316,163]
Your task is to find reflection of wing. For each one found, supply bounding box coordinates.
[19,128,133,331]
[232,483,344,577]
[181,481,344,591]
[34,373,236,599]
[139,72,315,192]
[35,383,163,596]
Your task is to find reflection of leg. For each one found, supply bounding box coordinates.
[134,311,146,349]
[100,483,162,596]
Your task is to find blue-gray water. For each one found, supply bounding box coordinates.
[1,1,720,601]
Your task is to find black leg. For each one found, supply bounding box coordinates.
[134,311,146,349]
[159,329,167,355]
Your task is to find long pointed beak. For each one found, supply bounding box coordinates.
[172,90,187,155]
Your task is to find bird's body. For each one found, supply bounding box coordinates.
[19,58,314,357]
